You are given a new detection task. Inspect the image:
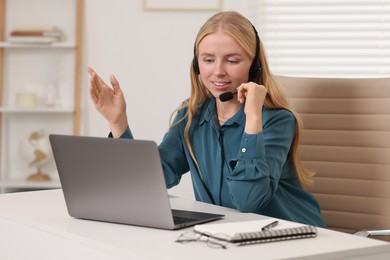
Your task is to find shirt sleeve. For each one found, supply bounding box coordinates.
[108,127,134,139]
[226,109,297,212]
[107,112,189,188]
[158,110,190,188]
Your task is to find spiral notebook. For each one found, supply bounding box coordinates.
[194,219,317,246]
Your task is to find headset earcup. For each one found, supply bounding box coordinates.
[192,56,200,75]
[249,60,261,81]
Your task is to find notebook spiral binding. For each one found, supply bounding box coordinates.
[235,225,317,245]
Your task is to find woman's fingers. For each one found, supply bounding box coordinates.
[87,67,107,93]
[110,74,122,95]
[236,82,267,108]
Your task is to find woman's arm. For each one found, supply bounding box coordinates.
[226,109,296,212]
[237,82,267,134]
[158,109,190,188]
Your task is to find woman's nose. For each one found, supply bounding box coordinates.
[213,61,226,77]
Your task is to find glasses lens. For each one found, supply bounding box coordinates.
[176,231,201,243]
[176,231,230,249]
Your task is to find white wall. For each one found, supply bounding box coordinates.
[82,0,247,199]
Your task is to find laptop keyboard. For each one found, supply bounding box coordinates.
[173,216,200,225]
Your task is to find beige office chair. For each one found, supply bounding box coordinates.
[277,76,390,241]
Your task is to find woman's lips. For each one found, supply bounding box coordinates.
[212,81,231,91]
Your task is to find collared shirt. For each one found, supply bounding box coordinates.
[119,98,325,227]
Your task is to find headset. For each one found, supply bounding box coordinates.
[192,25,262,82]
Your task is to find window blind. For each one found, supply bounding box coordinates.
[247,0,390,77]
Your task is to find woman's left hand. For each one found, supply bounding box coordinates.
[236,82,267,134]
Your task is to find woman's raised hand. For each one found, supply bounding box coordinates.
[87,67,129,137]
[236,82,267,134]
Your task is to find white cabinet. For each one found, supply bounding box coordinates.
[0,0,83,192]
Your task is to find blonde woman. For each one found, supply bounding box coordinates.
[88,11,325,227]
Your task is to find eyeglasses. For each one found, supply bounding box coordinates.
[175,231,231,249]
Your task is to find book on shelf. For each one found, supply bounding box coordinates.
[194,219,318,246]
[8,26,63,44]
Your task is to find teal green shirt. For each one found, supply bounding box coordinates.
[119,98,325,227]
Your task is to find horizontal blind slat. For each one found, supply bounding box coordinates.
[264,33,390,40]
[264,5,390,14]
[263,0,390,6]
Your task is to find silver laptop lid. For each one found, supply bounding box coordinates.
[50,134,176,229]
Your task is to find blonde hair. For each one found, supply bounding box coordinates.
[171,11,314,186]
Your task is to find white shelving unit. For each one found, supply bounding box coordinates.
[0,0,83,193]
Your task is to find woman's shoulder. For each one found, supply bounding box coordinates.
[170,99,204,122]
[170,101,188,124]
[262,106,296,123]
[174,98,209,118]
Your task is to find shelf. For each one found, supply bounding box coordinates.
[0,41,76,49]
[0,106,74,113]
[0,0,83,193]
[0,178,61,189]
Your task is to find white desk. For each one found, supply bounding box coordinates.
[0,190,389,260]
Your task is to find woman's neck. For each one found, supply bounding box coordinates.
[215,99,242,125]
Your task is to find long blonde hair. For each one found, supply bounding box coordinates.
[172,11,314,186]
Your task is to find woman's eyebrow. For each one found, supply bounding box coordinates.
[199,52,243,58]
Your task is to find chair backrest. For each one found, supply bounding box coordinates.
[277,76,390,238]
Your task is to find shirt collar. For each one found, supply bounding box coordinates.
[199,97,214,125]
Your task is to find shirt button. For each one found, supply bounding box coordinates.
[241,148,247,153]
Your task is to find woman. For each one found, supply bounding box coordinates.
[88,11,325,227]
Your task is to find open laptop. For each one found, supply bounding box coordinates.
[49,134,224,230]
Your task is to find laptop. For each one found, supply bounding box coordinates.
[49,134,224,230]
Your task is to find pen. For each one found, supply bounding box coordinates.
[262,220,279,231]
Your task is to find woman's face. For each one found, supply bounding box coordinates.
[197,31,252,99]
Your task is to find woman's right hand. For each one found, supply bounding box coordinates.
[87,67,128,138]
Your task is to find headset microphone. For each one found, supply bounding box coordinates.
[219,91,237,102]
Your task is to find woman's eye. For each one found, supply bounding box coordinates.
[227,60,238,64]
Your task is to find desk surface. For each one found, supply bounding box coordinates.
[0,189,389,260]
